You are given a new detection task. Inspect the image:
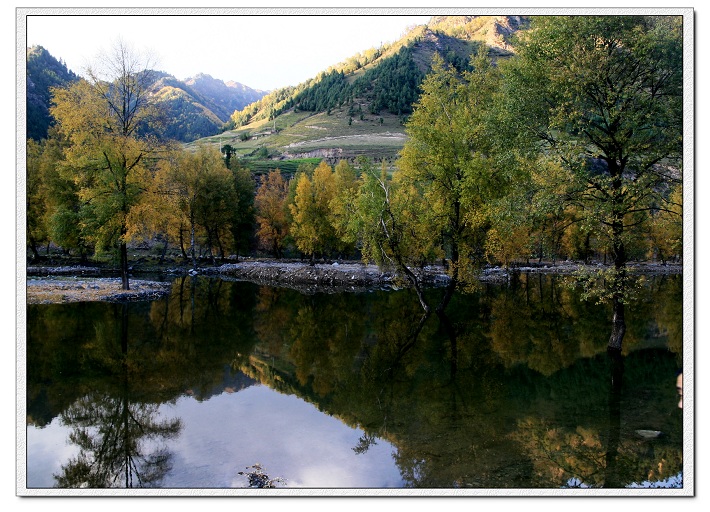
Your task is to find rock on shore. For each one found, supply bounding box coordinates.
[207,260,451,293]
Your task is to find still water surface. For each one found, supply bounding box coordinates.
[25,273,683,490]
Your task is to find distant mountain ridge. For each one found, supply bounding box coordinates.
[26,16,528,147]
[25,47,267,142]
[148,71,267,142]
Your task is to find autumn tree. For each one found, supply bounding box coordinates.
[648,184,683,264]
[134,145,236,268]
[50,39,163,289]
[289,161,337,262]
[328,159,360,257]
[191,148,237,263]
[502,15,683,350]
[255,170,290,258]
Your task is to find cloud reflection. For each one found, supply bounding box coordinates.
[158,384,403,488]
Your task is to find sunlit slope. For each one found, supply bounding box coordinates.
[189,16,528,162]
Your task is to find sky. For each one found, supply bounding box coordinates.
[24,11,433,91]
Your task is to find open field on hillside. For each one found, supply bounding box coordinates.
[190,103,409,163]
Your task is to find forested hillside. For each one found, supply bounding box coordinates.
[225,16,527,131]
[26,46,79,141]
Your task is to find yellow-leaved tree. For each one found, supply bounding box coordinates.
[289,161,337,262]
[50,39,163,289]
[255,170,290,258]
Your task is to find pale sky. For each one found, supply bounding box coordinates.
[23,10,433,91]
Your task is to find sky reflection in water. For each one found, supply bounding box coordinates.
[27,382,403,489]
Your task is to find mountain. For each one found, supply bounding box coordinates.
[27,16,527,149]
[26,46,80,141]
[147,72,268,142]
[198,15,529,164]
[25,46,267,143]
[427,15,528,55]
[186,73,266,121]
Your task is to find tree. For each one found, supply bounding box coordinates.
[136,146,236,268]
[230,165,256,260]
[190,148,237,263]
[647,184,682,264]
[289,161,337,261]
[502,15,683,350]
[255,170,290,258]
[127,145,189,262]
[50,39,162,289]
[26,139,49,260]
[396,53,508,312]
[328,159,360,257]
[31,127,91,261]
[221,143,235,169]
[355,158,438,313]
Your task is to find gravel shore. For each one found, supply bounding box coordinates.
[24,259,682,304]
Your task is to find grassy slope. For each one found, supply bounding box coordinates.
[190,103,409,163]
[187,19,519,166]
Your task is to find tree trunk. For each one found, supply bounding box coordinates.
[179,228,188,261]
[159,235,169,264]
[215,230,225,263]
[607,166,627,352]
[120,241,130,290]
[28,234,42,261]
[190,218,197,270]
[608,298,626,352]
[604,350,624,487]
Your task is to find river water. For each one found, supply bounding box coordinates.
[23,273,684,492]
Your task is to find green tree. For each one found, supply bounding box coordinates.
[26,139,49,260]
[502,15,683,350]
[397,53,508,312]
[49,39,163,289]
[32,127,91,261]
[221,143,235,169]
[230,165,256,260]
[355,158,438,313]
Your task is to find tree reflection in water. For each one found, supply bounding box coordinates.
[53,303,182,488]
[55,393,181,488]
[28,273,683,490]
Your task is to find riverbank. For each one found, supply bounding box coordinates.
[24,259,682,304]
